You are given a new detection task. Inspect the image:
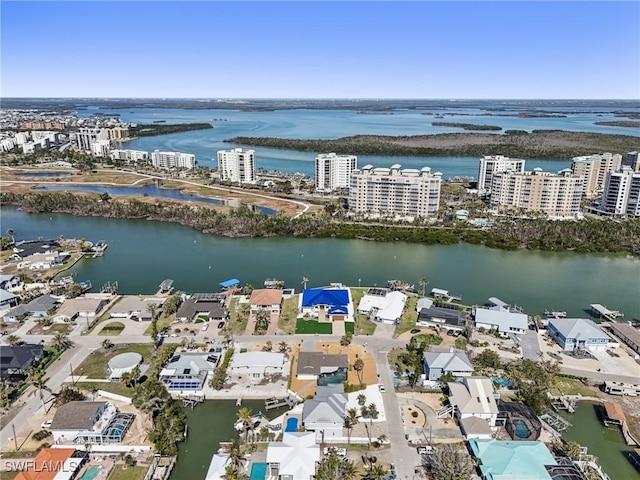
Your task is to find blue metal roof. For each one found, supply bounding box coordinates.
[328,306,349,315]
[301,289,349,308]
[219,278,240,288]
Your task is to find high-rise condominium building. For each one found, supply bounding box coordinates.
[598,167,640,218]
[110,149,149,163]
[217,148,256,183]
[315,153,357,192]
[491,168,584,218]
[91,140,111,157]
[623,151,640,172]
[477,155,526,193]
[75,128,108,151]
[151,150,196,169]
[349,164,442,218]
[570,153,622,198]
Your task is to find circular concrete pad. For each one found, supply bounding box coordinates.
[108,352,142,370]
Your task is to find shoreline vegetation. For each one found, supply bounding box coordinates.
[593,120,640,128]
[431,122,502,131]
[225,130,639,160]
[2,191,639,255]
[127,122,213,137]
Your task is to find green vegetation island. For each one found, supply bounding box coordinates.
[2,191,640,255]
[594,120,640,128]
[431,121,502,131]
[128,122,213,137]
[226,130,639,160]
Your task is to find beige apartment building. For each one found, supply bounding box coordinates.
[570,152,622,198]
[491,168,584,218]
[349,164,441,218]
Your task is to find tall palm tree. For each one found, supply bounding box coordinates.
[224,438,247,471]
[353,357,364,384]
[236,407,253,443]
[6,334,21,346]
[130,366,141,388]
[29,369,48,411]
[101,338,114,350]
[362,464,388,480]
[278,341,288,354]
[419,277,429,296]
[345,407,358,445]
[52,332,72,350]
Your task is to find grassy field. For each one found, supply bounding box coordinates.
[345,322,355,334]
[144,314,172,336]
[278,295,299,334]
[73,343,154,378]
[349,288,378,336]
[99,322,125,336]
[229,297,249,335]
[73,381,134,398]
[552,376,600,397]
[82,311,112,335]
[107,465,148,480]
[295,319,333,334]
[412,333,443,346]
[395,295,419,337]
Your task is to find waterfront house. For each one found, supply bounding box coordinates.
[474,299,528,340]
[469,439,561,480]
[302,384,348,440]
[0,288,19,309]
[299,286,354,323]
[16,251,69,271]
[205,452,247,480]
[108,295,165,321]
[14,448,87,480]
[53,295,110,324]
[296,352,348,381]
[160,352,220,394]
[3,295,60,322]
[249,288,284,315]
[608,322,640,355]
[547,318,611,352]
[266,431,320,480]
[50,401,131,444]
[357,288,407,324]
[11,240,61,259]
[423,348,474,382]
[176,293,227,323]
[0,343,45,377]
[229,352,285,379]
[417,304,467,332]
[446,376,498,436]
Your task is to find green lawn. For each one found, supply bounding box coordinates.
[345,322,355,334]
[107,465,148,480]
[552,376,600,397]
[82,311,112,335]
[73,381,134,398]
[395,295,419,337]
[455,338,468,350]
[229,297,249,335]
[278,295,299,334]
[295,319,333,334]
[144,314,173,336]
[412,333,443,346]
[350,288,377,335]
[73,343,154,378]
[99,321,125,336]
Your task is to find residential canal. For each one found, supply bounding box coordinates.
[171,400,285,480]
[561,401,640,480]
[2,207,639,318]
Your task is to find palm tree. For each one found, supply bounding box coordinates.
[419,277,429,296]
[236,407,253,443]
[101,338,114,350]
[353,357,364,384]
[362,464,388,480]
[6,334,21,346]
[29,369,48,411]
[52,332,72,350]
[345,407,358,444]
[121,371,134,388]
[278,341,288,354]
[255,308,270,332]
[147,303,159,321]
[301,276,309,290]
[130,366,141,388]
[224,438,247,471]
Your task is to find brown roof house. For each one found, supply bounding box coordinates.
[249,289,283,316]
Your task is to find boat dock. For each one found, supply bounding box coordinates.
[590,304,624,321]
[431,287,462,302]
[602,401,640,447]
[540,410,572,433]
[549,393,579,413]
[158,279,174,295]
[545,309,566,318]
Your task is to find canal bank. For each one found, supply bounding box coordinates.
[560,401,640,480]
[2,207,638,318]
[170,400,286,480]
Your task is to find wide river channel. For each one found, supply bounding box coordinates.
[2,207,638,319]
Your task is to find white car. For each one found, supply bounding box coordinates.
[378,384,386,392]
[41,420,52,429]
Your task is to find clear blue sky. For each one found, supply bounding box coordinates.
[1,1,638,99]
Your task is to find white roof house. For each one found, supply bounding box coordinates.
[205,453,247,480]
[358,290,407,324]
[266,431,320,480]
[474,308,528,339]
[548,318,611,351]
[416,297,434,312]
[229,352,285,378]
[423,349,474,382]
[302,384,348,439]
[447,376,499,431]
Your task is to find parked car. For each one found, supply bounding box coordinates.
[378,384,386,392]
[418,446,437,455]
[41,420,52,429]
[201,324,209,331]
[410,328,421,334]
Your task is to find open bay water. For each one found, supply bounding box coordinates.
[3,207,639,319]
[83,107,638,176]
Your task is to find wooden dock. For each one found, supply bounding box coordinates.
[590,304,624,321]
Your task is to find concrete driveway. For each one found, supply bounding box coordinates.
[521,329,541,360]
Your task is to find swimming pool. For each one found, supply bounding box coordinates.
[318,371,346,385]
[249,462,267,480]
[513,419,532,439]
[285,417,299,432]
[77,466,101,480]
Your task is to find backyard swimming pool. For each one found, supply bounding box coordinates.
[285,417,299,432]
[513,419,532,439]
[249,462,267,480]
[77,466,101,480]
